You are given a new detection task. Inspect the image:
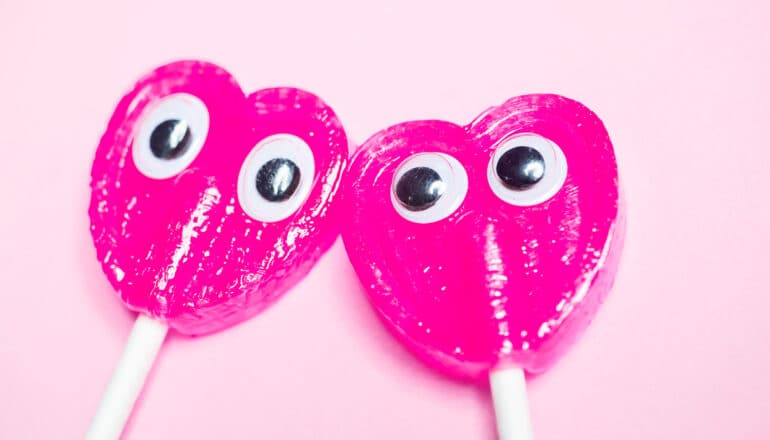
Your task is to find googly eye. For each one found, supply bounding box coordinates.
[391,153,468,224]
[237,134,315,222]
[133,93,209,179]
[488,134,567,206]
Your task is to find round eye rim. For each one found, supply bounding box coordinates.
[132,93,209,179]
[237,133,316,222]
[487,133,568,206]
[390,152,468,224]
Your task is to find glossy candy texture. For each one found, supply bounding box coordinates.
[342,95,623,380]
[90,61,347,335]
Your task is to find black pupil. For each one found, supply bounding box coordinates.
[149,119,192,159]
[256,158,301,202]
[395,167,445,211]
[496,146,545,190]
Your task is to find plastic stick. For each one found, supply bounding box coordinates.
[490,367,534,440]
[85,314,168,440]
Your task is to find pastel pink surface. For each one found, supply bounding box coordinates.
[2,1,770,439]
[90,61,346,334]
[343,95,622,379]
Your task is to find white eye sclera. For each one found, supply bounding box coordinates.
[391,152,468,224]
[133,93,209,179]
[488,134,567,206]
[237,134,315,222]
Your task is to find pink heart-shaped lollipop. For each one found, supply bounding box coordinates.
[90,61,347,335]
[342,94,623,380]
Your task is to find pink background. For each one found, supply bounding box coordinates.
[1,0,769,438]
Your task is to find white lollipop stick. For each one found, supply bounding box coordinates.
[490,367,534,440]
[86,314,168,440]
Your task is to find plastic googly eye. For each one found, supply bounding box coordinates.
[391,152,468,224]
[488,134,567,206]
[237,134,315,222]
[132,93,209,179]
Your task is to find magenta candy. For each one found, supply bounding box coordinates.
[342,94,624,380]
[89,61,347,335]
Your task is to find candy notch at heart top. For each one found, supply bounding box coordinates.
[90,60,348,334]
[342,94,624,380]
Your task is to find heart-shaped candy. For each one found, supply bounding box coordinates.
[342,94,623,379]
[90,61,347,335]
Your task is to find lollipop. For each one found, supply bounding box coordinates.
[87,61,347,439]
[342,94,623,439]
